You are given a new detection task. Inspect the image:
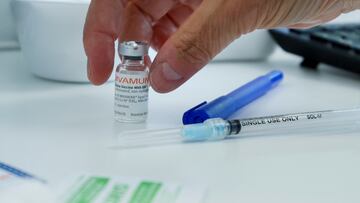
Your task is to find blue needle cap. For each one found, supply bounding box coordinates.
[182,70,284,124]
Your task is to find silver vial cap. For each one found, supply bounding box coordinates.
[118,41,149,57]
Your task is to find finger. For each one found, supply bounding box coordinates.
[120,0,179,42]
[119,2,153,42]
[149,1,242,93]
[145,55,152,68]
[343,0,360,12]
[179,0,202,10]
[133,0,179,21]
[151,15,178,51]
[288,12,342,29]
[168,4,193,26]
[84,0,124,85]
[151,4,193,51]
[288,23,320,29]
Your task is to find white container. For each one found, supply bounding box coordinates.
[0,0,19,49]
[12,0,117,82]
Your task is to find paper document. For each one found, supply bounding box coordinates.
[60,175,206,203]
[0,162,206,203]
[0,162,56,203]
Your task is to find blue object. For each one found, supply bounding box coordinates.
[0,161,46,182]
[0,162,34,179]
[182,70,284,124]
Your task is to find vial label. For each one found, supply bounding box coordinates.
[115,70,149,122]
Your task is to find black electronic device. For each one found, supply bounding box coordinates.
[269,24,360,74]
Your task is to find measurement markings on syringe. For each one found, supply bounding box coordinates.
[240,113,323,127]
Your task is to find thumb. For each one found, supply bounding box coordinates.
[149,1,251,93]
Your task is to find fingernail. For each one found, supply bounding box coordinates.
[150,62,183,93]
[160,62,182,81]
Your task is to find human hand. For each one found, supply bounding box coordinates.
[83,0,359,92]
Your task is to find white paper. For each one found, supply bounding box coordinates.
[59,175,206,203]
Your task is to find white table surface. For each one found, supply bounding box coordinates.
[1,48,360,203]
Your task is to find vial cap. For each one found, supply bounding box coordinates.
[118,41,149,57]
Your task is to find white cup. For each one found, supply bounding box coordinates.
[12,0,117,82]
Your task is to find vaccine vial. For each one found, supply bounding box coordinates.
[115,41,150,123]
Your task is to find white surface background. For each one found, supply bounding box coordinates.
[1,47,360,202]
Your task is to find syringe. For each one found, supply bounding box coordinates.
[116,108,360,149]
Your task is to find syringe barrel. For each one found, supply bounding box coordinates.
[182,109,360,142]
[234,109,360,137]
[117,108,360,149]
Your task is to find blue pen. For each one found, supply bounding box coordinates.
[182,70,284,124]
[0,162,46,182]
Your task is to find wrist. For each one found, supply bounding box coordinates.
[342,0,360,13]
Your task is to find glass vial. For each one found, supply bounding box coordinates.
[115,41,150,123]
